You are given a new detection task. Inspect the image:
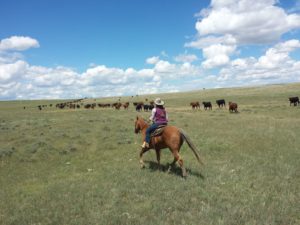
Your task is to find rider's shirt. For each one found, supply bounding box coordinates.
[149,107,168,125]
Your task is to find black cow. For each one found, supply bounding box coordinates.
[84,104,91,109]
[216,99,226,108]
[136,103,143,112]
[143,104,150,111]
[289,97,299,106]
[203,101,212,110]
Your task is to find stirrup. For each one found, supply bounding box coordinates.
[141,142,149,149]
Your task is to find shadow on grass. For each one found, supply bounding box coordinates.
[145,160,205,179]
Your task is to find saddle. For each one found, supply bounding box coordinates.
[150,125,167,137]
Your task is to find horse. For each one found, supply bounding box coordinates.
[134,116,204,177]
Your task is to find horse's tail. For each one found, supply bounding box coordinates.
[179,129,204,165]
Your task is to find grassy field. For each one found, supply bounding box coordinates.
[0,83,299,225]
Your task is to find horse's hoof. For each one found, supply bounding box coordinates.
[167,166,172,173]
[140,164,145,169]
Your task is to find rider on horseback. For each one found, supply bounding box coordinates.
[141,98,168,149]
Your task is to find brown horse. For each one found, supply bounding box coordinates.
[134,116,204,177]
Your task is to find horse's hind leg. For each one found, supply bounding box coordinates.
[167,157,177,173]
[173,150,187,177]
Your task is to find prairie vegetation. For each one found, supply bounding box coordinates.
[0,83,299,225]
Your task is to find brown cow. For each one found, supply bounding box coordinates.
[229,102,238,113]
[190,101,200,109]
[113,102,122,110]
[123,102,130,109]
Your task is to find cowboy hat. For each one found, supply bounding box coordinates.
[154,98,164,106]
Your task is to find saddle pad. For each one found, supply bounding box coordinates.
[150,125,166,137]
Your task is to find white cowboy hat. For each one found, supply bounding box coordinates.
[154,98,164,106]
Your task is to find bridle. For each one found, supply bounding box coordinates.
[135,118,148,134]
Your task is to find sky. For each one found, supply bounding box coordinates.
[1,0,300,100]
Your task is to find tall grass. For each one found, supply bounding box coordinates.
[0,83,299,225]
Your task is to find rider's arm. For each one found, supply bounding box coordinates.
[149,108,156,122]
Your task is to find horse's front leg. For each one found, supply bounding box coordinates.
[139,147,150,168]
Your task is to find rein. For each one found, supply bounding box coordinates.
[138,119,149,132]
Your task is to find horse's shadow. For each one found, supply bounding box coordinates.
[145,160,205,179]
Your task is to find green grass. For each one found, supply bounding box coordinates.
[0,83,299,225]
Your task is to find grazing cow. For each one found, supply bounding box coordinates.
[69,103,76,109]
[289,97,299,106]
[202,101,212,110]
[190,101,200,109]
[84,104,91,109]
[149,104,154,111]
[133,101,143,108]
[112,102,122,110]
[135,103,143,112]
[143,104,151,111]
[123,102,130,109]
[216,99,226,108]
[229,102,238,113]
[98,103,111,108]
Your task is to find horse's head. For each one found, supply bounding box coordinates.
[134,116,142,133]
[134,116,147,134]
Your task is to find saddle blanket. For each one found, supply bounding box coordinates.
[150,125,166,137]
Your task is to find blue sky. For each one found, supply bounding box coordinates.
[0,0,206,70]
[1,0,300,100]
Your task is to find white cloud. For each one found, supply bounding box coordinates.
[154,60,176,73]
[255,39,300,69]
[195,0,300,44]
[0,50,205,99]
[201,44,236,68]
[0,60,28,82]
[0,36,39,51]
[146,56,160,64]
[218,40,300,83]
[174,53,198,63]
[185,34,236,49]
[186,0,300,69]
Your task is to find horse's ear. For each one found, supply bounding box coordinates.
[136,115,139,120]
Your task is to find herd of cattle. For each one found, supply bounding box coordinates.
[190,99,238,112]
[33,99,153,111]
[30,96,299,112]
